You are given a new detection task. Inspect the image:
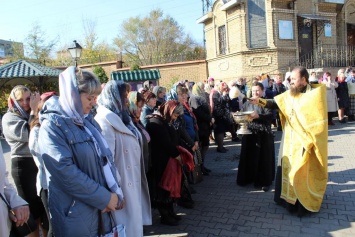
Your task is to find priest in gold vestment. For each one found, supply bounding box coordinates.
[249,66,328,216]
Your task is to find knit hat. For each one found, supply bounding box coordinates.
[40,91,56,100]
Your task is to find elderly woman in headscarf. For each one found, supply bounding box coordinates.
[167,82,198,208]
[167,82,197,153]
[2,85,46,237]
[140,90,157,127]
[152,86,167,109]
[95,81,152,237]
[128,91,151,173]
[38,67,123,236]
[189,83,213,175]
[145,100,184,226]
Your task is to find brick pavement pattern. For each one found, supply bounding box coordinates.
[144,121,355,237]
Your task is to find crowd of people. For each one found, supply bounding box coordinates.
[0,64,353,236]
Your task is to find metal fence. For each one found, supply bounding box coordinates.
[28,51,206,68]
[290,43,355,69]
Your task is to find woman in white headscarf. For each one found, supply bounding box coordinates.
[39,67,123,237]
[95,80,152,237]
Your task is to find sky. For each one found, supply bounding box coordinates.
[0,0,205,53]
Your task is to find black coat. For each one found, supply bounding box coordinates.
[237,102,275,187]
[189,96,212,139]
[273,83,286,95]
[146,116,180,201]
[336,81,350,110]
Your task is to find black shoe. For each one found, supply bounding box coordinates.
[339,118,346,123]
[161,216,179,226]
[217,148,227,153]
[262,186,270,192]
[168,211,182,221]
[297,204,310,218]
[201,166,211,173]
[189,186,197,194]
[202,170,210,176]
[232,137,240,142]
[178,199,195,209]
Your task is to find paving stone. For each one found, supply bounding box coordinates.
[140,123,355,236]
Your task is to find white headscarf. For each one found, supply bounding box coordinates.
[58,66,85,126]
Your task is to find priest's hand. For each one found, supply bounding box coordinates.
[248,111,259,120]
[248,97,259,105]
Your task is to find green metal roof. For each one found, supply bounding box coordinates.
[111,69,160,82]
[0,60,62,78]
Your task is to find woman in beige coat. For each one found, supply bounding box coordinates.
[322,72,339,125]
[95,80,152,237]
[1,143,30,236]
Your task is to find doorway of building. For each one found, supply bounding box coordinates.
[298,18,314,68]
[347,23,355,46]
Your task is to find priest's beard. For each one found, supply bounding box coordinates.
[290,85,307,96]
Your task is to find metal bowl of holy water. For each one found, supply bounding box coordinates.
[232,111,253,135]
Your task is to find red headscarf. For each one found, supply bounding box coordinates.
[159,100,179,122]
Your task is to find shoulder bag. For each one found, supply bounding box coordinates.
[0,193,37,237]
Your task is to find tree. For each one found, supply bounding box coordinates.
[5,41,25,62]
[25,23,57,64]
[80,19,116,64]
[92,66,109,84]
[113,9,198,66]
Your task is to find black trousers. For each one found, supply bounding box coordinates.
[11,157,45,220]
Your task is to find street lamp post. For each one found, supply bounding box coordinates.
[68,40,82,67]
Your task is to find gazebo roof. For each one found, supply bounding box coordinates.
[111,69,161,82]
[0,60,62,78]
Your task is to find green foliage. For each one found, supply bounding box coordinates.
[0,87,11,115]
[25,23,57,63]
[130,64,141,71]
[92,66,109,83]
[80,19,117,65]
[5,42,25,62]
[114,9,198,66]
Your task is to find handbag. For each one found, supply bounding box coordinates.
[0,193,37,237]
[189,149,203,184]
[97,211,126,237]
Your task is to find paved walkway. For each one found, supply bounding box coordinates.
[144,120,355,237]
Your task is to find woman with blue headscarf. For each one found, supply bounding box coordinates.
[95,80,152,237]
[39,67,123,236]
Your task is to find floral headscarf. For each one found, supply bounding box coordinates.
[190,84,207,109]
[167,81,185,101]
[158,100,180,123]
[98,80,131,125]
[8,85,31,120]
[191,84,204,98]
[128,91,151,142]
[128,91,139,121]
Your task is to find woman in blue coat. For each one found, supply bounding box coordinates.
[38,67,123,237]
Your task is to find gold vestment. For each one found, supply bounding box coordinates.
[274,84,328,212]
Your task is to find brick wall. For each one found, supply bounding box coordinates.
[79,60,208,87]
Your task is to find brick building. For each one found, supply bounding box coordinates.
[198,0,355,81]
